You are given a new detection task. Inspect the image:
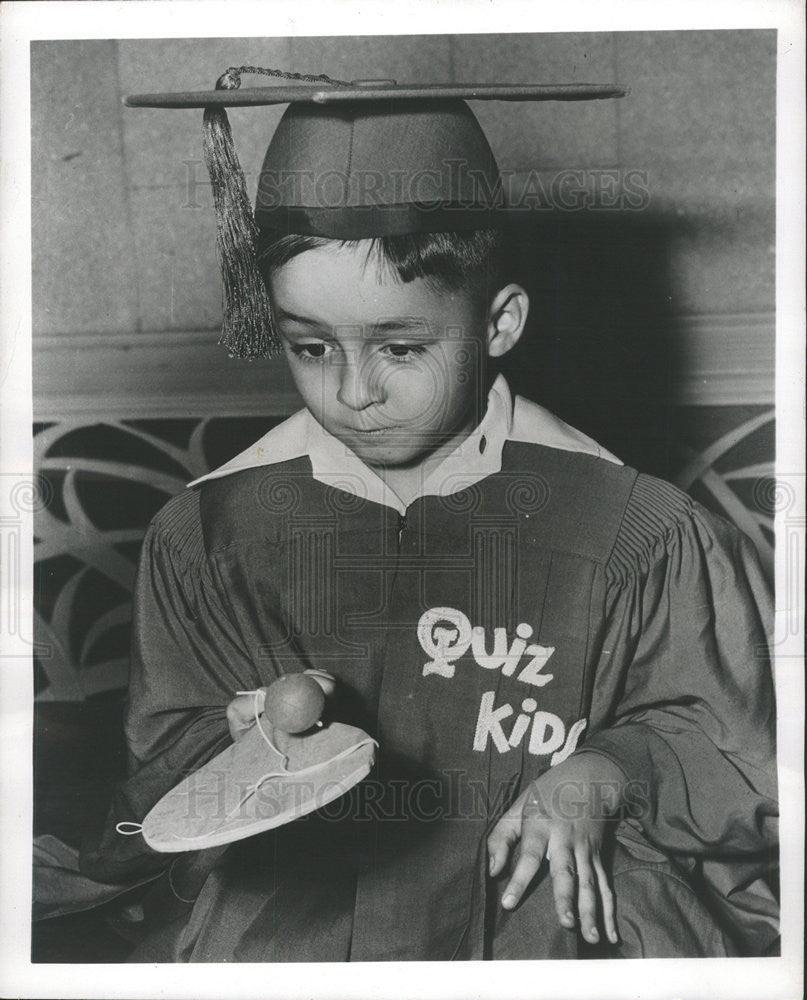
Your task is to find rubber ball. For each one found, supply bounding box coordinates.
[263,673,326,733]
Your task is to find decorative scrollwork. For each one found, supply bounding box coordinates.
[673,408,775,581]
[32,417,264,701]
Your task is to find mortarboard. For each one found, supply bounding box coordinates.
[126,67,627,360]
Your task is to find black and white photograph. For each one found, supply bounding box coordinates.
[1,2,803,998]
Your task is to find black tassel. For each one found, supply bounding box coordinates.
[201,67,351,359]
[202,70,279,360]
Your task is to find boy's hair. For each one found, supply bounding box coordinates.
[256,228,510,302]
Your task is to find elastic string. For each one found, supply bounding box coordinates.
[221,734,380,821]
[216,66,351,89]
[253,692,289,764]
[116,822,144,835]
[235,687,287,763]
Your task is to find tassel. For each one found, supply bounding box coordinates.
[201,67,352,360]
[202,69,279,360]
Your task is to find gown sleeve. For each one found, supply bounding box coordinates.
[582,474,778,952]
[80,489,261,884]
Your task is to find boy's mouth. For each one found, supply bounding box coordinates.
[350,426,390,437]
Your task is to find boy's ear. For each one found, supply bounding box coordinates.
[486,284,529,359]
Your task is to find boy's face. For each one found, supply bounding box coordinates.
[268,242,491,469]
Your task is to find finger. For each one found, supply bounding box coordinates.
[226,695,256,740]
[304,670,336,697]
[574,846,600,944]
[592,850,618,944]
[502,828,548,910]
[487,811,521,879]
[548,843,577,930]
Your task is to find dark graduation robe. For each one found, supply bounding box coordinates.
[80,379,779,960]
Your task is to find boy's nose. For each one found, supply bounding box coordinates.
[336,353,382,411]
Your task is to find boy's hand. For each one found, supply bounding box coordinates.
[487,752,625,946]
[226,689,267,742]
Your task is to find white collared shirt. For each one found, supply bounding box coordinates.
[188,375,620,515]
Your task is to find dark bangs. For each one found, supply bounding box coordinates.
[255,229,508,297]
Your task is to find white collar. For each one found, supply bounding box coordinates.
[188,375,620,514]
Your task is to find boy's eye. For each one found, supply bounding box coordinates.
[291,342,332,362]
[382,344,426,361]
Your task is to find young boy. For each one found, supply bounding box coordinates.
[80,71,778,961]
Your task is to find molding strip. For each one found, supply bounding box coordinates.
[34,330,303,419]
[670,312,774,406]
[33,312,774,419]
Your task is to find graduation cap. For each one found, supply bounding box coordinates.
[126,66,627,360]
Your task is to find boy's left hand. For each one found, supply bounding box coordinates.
[487,752,626,946]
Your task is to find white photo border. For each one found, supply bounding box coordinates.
[1,2,803,998]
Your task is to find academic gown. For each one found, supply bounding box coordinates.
[80,377,779,960]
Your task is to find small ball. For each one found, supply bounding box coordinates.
[263,674,326,734]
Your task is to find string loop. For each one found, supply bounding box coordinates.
[116,822,144,836]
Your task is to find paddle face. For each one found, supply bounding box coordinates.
[142,721,376,853]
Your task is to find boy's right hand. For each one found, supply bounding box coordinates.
[226,689,266,743]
